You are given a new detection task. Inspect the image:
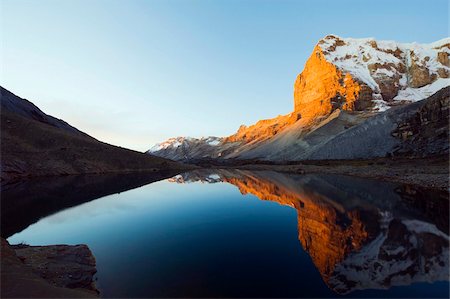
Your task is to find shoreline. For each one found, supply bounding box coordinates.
[193,156,449,190]
[1,156,447,191]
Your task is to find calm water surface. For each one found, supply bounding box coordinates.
[3,170,449,298]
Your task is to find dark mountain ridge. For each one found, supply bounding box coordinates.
[0,86,191,182]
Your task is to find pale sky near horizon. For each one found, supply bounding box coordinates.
[1,0,448,151]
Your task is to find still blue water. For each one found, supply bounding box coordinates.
[6,170,450,298]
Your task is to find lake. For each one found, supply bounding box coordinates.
[3,169,449,298]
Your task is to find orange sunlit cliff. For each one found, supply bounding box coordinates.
[293,45,362,119]
[225,42,364,144]
[149,36,450,161]
[226,35,450,146]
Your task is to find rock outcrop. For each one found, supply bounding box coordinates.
[293,45,361,120]
[1,238,98,298]
[308,86,449,160]
[392,86,450,156]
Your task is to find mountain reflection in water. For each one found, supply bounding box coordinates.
[170,169,449,295]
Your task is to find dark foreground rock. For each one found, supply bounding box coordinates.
[1,238,98,298]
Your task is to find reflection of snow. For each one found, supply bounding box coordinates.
[208,174,221,180]
[329,215,450,294]
[402,219,450,240]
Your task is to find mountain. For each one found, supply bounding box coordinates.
[1,87,89,137]
[147,136,228,160]
[149,36,450,162]
[0,86,190,182]
[169,169,449,295]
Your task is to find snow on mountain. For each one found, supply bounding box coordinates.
[147,136,225,161]
[148,136,222,153]
[147,36,450,161]
[394,77,450,102]
[318,35,450,110]
[321,36,449,86]
[329,216,449,294]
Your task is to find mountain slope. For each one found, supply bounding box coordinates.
[149,36,450,162]
[0,87,89,137]
[0,87,190,181]
[308,86,449,160]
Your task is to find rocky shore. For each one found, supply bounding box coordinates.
[1,238,98,298]
[234,156,449,190]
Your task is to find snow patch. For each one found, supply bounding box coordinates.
[402,219,450,240]
[208,174,221,180]
[319,35,450,110]
[394,78,450,102]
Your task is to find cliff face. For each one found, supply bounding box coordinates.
[293,45,362,121]
[148,36,450,161]
[392,86,450,156]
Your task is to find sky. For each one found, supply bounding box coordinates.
[1,0,448,151]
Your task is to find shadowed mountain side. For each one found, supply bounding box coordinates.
[0,86,192,182]
[0,86,89,137]
[1,171,179,238]
[170,169,449,294]
[307,86,449,159]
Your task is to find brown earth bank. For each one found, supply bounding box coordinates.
[192,155,449,190]
[1,238,98,298]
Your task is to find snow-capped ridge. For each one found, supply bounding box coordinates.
[318,35,450,105]
[148,136,223,153]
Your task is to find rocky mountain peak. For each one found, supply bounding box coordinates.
[310,35,450,111]
[148,36,450,161]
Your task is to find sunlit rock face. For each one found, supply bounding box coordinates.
[227,36,450,144]
[224,113,298,144]
[293,45,362,121]
[170,170,450,294]
[148,36,450,161]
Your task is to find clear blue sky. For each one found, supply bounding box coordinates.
[1,0,448,151]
